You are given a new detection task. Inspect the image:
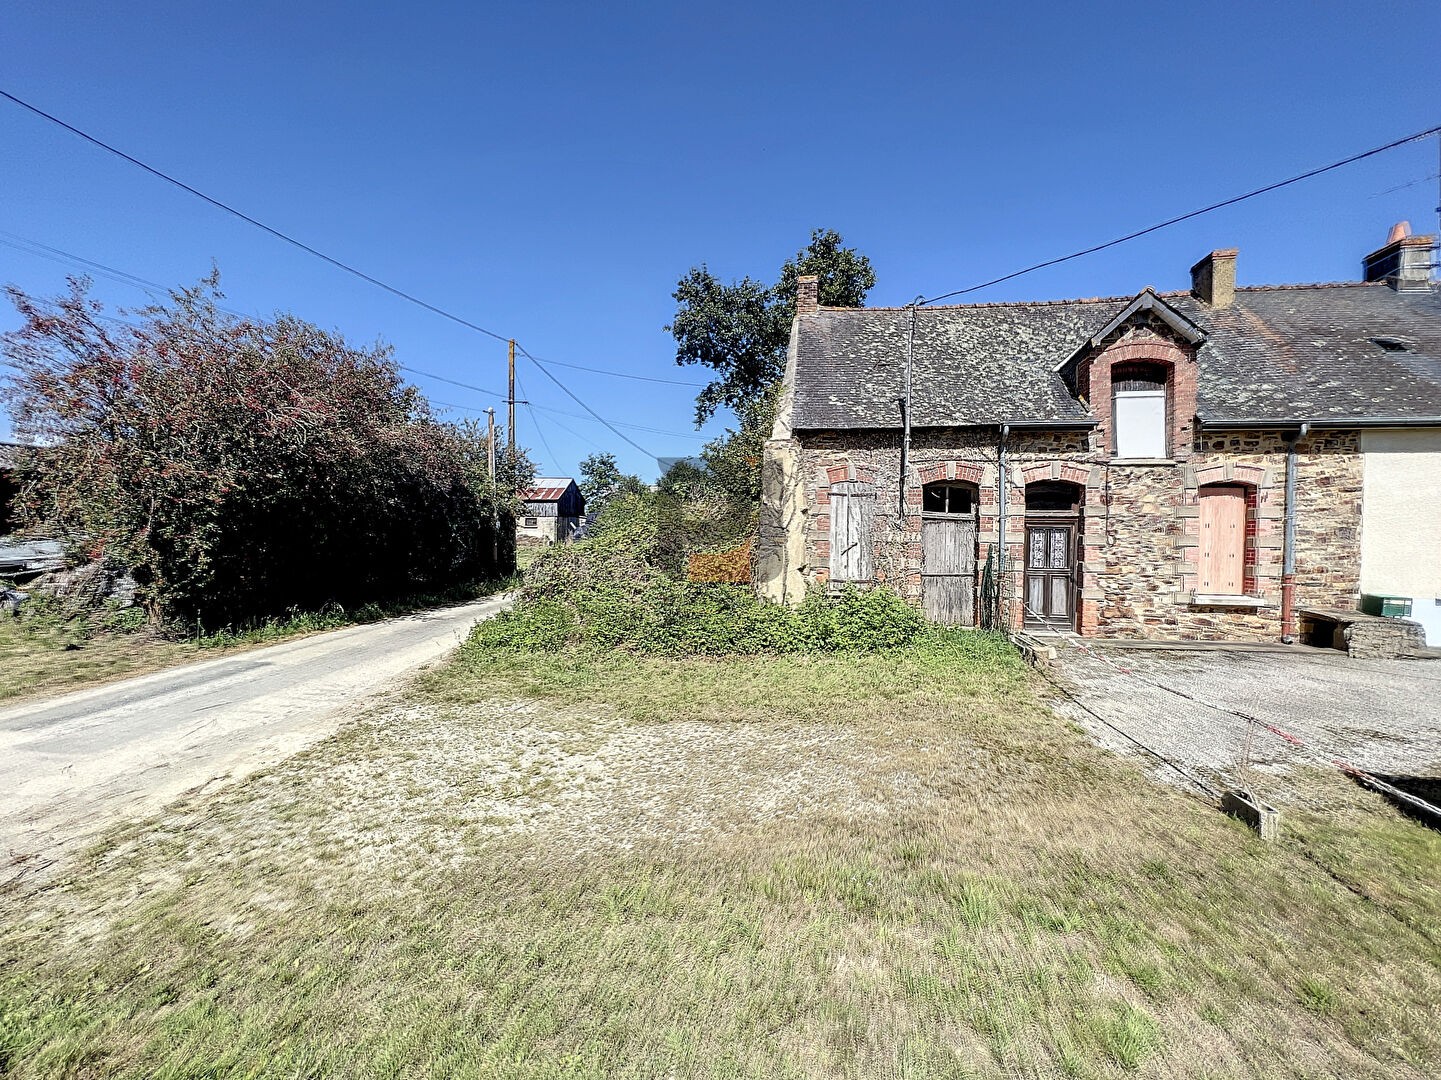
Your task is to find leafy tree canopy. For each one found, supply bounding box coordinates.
[666,228,876,426]
[578,452,644,516]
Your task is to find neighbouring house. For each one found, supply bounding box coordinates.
[756,224,1441,645]
[517,477,586,544]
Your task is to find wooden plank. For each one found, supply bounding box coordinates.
[924,576,972,625]
[921,517,976,625]
[1199,486,1245,594]
[831,492,873,582]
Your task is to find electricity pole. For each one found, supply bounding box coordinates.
[483,407,496,481]
[507,339,516,455]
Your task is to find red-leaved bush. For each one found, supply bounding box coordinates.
[1,273,529,626]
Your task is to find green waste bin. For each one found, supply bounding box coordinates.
[1359,594,1413,618]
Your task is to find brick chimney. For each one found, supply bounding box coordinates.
[1190,249,1238,308]
[1363,222,1434,291]
[795,274,820,316]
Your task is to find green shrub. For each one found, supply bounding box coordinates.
[476,571,945,657]
[471,600,579,653]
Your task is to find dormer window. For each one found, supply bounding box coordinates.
[1112,363,1168,459]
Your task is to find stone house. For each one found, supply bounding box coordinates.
[517,478,586,544]
[755,226,1441,644]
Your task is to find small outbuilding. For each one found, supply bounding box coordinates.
[517,478,586,544]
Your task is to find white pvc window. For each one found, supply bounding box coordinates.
[1113,389,1167,458]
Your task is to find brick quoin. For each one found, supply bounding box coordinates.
[815,488,829,506]
[814,514,830,534]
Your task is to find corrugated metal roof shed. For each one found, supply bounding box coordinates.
[520,477,578,502]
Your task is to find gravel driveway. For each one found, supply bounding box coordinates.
[1048,643,1441,809]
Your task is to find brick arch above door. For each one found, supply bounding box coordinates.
[916,461,985,487]
[1015,461,1101,490]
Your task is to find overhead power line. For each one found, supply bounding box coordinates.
[397,365,507,401]
[0,88,702,391]
[399,362,704,439]
[518,346,657,458]
[0,223,698,449]
[0,230,169,297]
[920,124,1441,304]
[0,87,514,344]
[528,355,706,387]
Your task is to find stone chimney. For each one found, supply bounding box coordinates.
[795,274,820,316]
[1363,222,1434,291]
[1190,249,1238,308]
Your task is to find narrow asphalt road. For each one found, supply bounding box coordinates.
[0,595,511,879]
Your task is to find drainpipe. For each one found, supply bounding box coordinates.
[900,302,917,516]
[998,423,1010,629]
[1280,422,1309,643]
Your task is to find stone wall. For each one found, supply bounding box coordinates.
[781,425,1363,643]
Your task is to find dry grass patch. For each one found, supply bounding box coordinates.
[1,633,1438,1078]
[0,617,203,705]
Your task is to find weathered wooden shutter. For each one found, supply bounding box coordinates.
[1198,485,1246,595]
[829,482,874,582]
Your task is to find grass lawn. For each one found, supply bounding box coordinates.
[0,616,209,705]
[515,544,547,572]
[1,633,1438,1078]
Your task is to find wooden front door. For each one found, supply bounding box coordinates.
[922,516,977,625]
[1024,521,1076,629]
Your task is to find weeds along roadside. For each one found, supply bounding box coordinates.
[0,575,517,704]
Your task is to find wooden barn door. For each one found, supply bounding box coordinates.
[922,516,977,625]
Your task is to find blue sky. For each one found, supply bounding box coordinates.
[3,1,1439,478]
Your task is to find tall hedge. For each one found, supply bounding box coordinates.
[1,274,523,626]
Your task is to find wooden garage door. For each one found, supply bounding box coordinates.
[1198,485,1246,595]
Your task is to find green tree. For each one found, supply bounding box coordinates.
[666,228,876,426]
[578,452,644,516]
[699,383,781,508]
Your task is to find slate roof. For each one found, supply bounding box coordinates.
[521,478,577,502]
[790,281,1441,429]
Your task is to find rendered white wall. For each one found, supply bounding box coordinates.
[1361,429,1441,645]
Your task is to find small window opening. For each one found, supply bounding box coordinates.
[1024,480,1082,514]
[523,516,538,528]
[922,483,974,515]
